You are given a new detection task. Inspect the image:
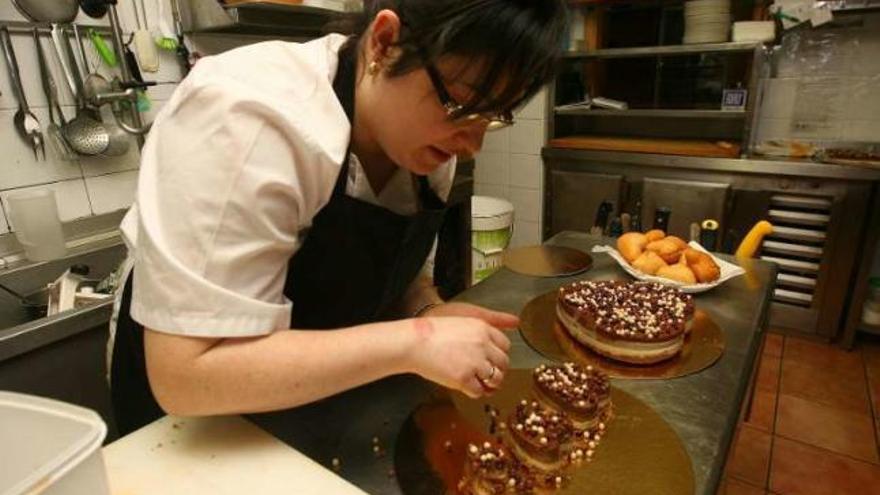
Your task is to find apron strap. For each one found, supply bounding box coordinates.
[332,38,446,214]
[330,38,358,198]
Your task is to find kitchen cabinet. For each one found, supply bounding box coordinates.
[640,177,730,236]
[543,148,880,340]
[545,170,624,234]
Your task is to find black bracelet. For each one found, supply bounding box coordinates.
[413,302,443,317]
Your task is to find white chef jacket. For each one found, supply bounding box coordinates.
[117,33,456,339]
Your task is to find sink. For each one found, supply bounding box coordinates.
[0,238,128,441]
[0,239,127,364]
[0,240,127,330]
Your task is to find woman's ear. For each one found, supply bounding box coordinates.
[365,9,402,69]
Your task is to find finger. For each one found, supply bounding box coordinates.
[462,375,485,399]
[485,344,510,373]
[487,327,511,353]
[482,365,505,390]
[477,308,520,329]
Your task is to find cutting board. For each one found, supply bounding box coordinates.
[103,416,367,495]
[549,136,741,158]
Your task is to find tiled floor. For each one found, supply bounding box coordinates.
[718,333,880,495]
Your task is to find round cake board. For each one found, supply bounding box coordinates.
[519,291,725,379]
[394,370,694,495]
[502,246,593,277]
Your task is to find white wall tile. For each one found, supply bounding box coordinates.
[511,220,541,248]
[853,31,880,77]
[0,179,92,227]
[140,99,167,127]
[761,78,798,120]
[516,88,547,121]
[846,77,880,123]
[0,203,9,233]
[85,170,138,214]
[480,127,510,153]
[508,187,541,223]
[756,118,793,143]
[474,183,509,200]
[509,120,546,155]
[78,149,141,177]
[0,1,176,230]
[844,120,880,143]
[474,151,509,186]
[509,153,542,189]
[0,107,85,189]
[790,119,841,141]
[190,33,278,56]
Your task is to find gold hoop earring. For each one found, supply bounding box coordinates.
[367,60,381,76]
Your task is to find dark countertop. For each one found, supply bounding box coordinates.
[250,231,777,495]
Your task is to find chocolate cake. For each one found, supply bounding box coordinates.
[505,399,575,471]
[556,281,693,364]
[533,363,611,430]
[459,442,537,495]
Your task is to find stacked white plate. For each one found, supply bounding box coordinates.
[683,0,731,44]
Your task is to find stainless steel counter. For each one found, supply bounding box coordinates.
[249,232,777,495]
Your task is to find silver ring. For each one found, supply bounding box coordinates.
[485,365,497,381]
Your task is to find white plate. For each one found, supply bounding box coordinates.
[592,241,745,294]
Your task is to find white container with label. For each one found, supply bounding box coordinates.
[471,196,514,285]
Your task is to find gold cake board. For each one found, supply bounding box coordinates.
[502,246,593,277]
[394,370,694,495]
[519,291,724,379]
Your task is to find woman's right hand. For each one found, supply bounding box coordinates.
[404,317,511,399]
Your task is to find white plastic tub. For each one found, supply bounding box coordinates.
[471,196,515,284]
[0,392,109,495]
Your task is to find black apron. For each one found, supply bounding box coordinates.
[110,38,448,436]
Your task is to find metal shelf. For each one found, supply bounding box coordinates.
[563,41,761,59]
[0,20,113,35]
[828,0,880,13]
[554,108,747,119]
[181,0,350,36]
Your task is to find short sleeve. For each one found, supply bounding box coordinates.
[129,81,340,337]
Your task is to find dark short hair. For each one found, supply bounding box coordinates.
[331,0,569,117]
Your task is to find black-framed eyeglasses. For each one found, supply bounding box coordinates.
[421,57,515,132]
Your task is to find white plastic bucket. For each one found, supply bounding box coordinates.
[0,392,110,495]
[471,196,515,284]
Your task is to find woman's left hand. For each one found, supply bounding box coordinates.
[420,302,520,329]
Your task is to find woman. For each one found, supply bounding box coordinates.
[110,0,568,436]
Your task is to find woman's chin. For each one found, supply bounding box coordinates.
[399,150,451,175]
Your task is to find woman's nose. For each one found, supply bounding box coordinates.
[453,124,487,158]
